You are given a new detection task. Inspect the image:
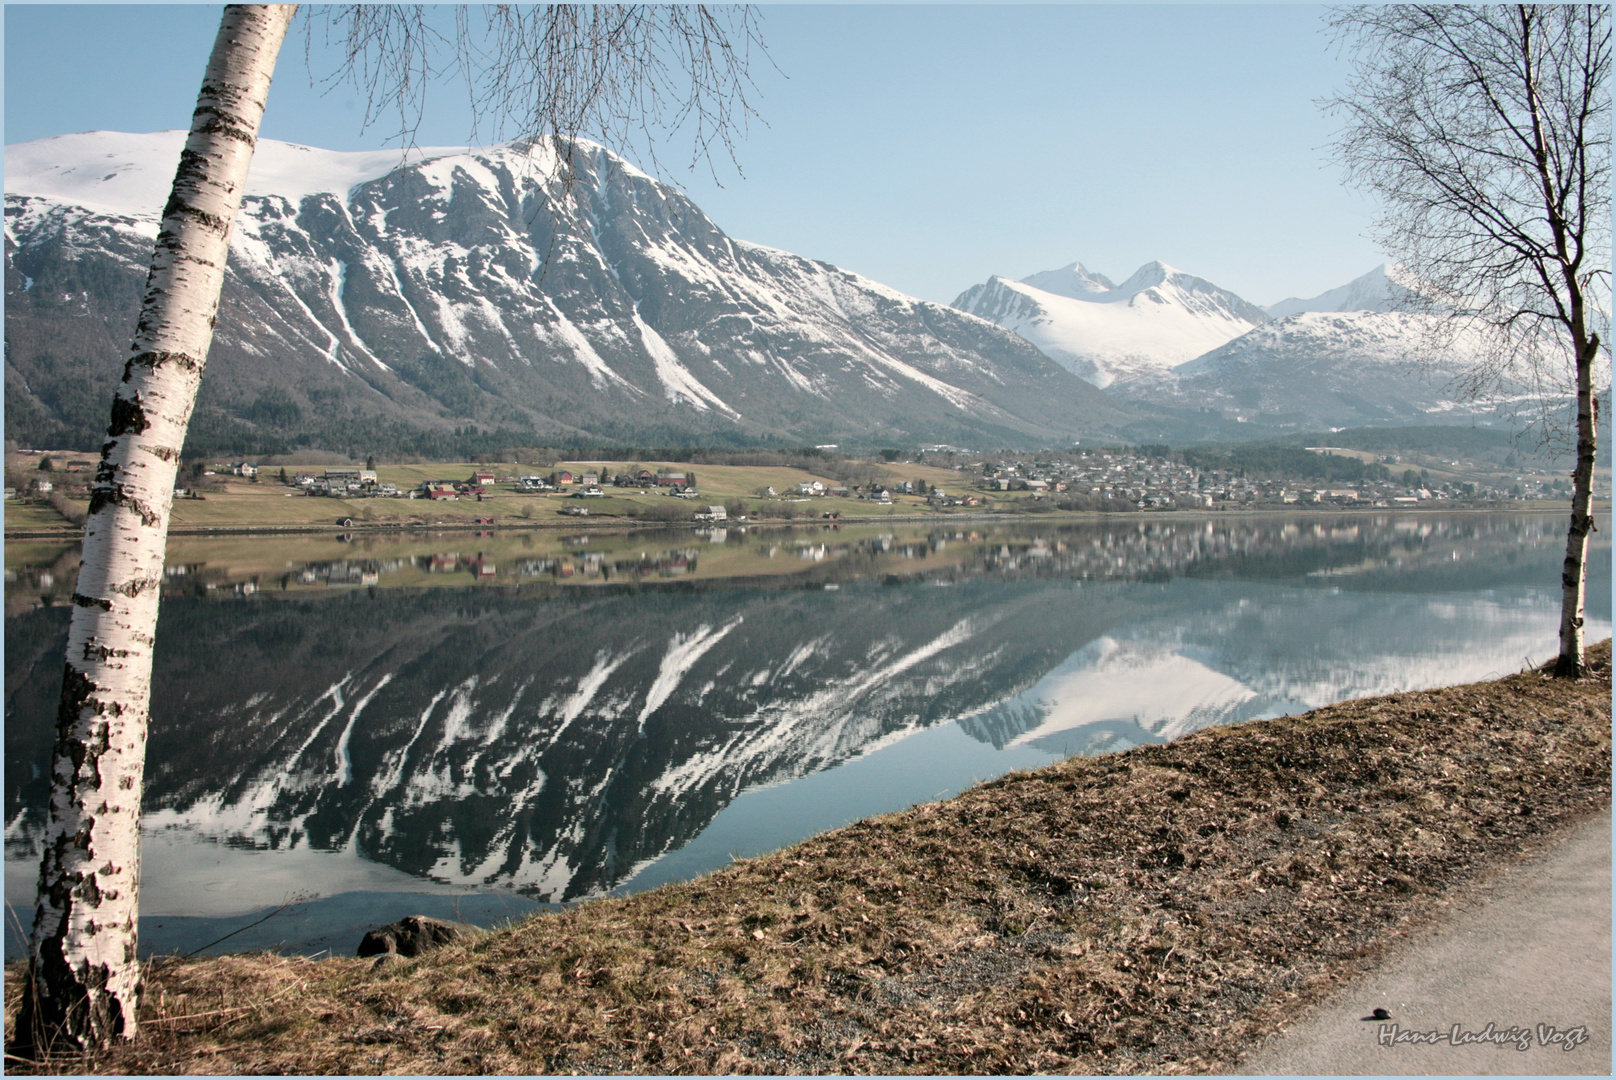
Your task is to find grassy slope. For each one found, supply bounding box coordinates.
[6,644,1609,1075]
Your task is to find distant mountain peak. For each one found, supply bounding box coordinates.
[1018,262,1116,301]
[952,259,1268,388]
[1265,264,1421,319]
[1116,260,1175,291]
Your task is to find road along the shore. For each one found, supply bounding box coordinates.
[1234,808,1611,1076]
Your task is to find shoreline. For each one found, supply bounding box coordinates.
[7,642,1609,1074]
[4,501,1599,542]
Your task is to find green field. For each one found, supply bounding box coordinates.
[3,501,74,530]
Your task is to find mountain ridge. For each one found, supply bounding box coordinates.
[5,131,1132,455]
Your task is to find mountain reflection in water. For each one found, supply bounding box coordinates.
[4,513,1609,956]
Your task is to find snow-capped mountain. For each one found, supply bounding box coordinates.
[951,261,1269,388]
[1108,265,1550,431]
[5,131,1132,452]
[1264,264,1420,319]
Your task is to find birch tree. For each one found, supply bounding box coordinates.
[1325,4,1611,677]
[17,8,298,1055]
[20,3,762,1056]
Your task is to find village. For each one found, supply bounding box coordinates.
[244,445,1588,512]
[3,442,1598,541]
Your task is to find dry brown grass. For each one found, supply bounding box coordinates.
[7,642,1609,1075]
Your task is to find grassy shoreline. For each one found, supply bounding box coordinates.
[6,643,1610,1075]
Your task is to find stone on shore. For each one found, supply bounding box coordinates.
[357,915,481,959]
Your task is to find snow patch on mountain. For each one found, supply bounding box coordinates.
[1018,261,1117,301]
[371,688,451,798]
[632,309,737,414]
[334,674,394,788]
[554,650,637,743]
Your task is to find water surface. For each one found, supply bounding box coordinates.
[5,512,1607,958]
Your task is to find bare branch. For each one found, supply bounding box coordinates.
[1323,4,1611,388]
[305,5,769,182]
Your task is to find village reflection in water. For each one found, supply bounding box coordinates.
[4,513,1609,959]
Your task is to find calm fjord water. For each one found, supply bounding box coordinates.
[5,513,1609,959]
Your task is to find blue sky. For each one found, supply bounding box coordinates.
[3,4,1386,306]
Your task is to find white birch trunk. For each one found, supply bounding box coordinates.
[22,5,296,1054]
[1556,339,1600,677]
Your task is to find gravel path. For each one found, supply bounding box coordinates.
[1232,809,1611,1076]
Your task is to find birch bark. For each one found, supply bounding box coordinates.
[1556,340,1599,677]
[21,4,297,1054]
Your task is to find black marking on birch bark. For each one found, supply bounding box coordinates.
[86,488,117,518]
[109,574,160,599]
[105,396,148,439]
[138,239,223,273]
[126,348,207,377]
[57,668,96,733]
[189,110,261,148]
[163,148,239,231]
[145,236,225,270]
[162,202,232,235]
[146,445,180,463]
[71,593,114,612]
[56,673,109,794]
[75,875,105,908]
[86,486,161,527]
[18,946,131,1053]
[94,450,122,488]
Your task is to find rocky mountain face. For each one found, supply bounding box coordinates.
[951,261,1270,388]
[4,131,1132,455]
